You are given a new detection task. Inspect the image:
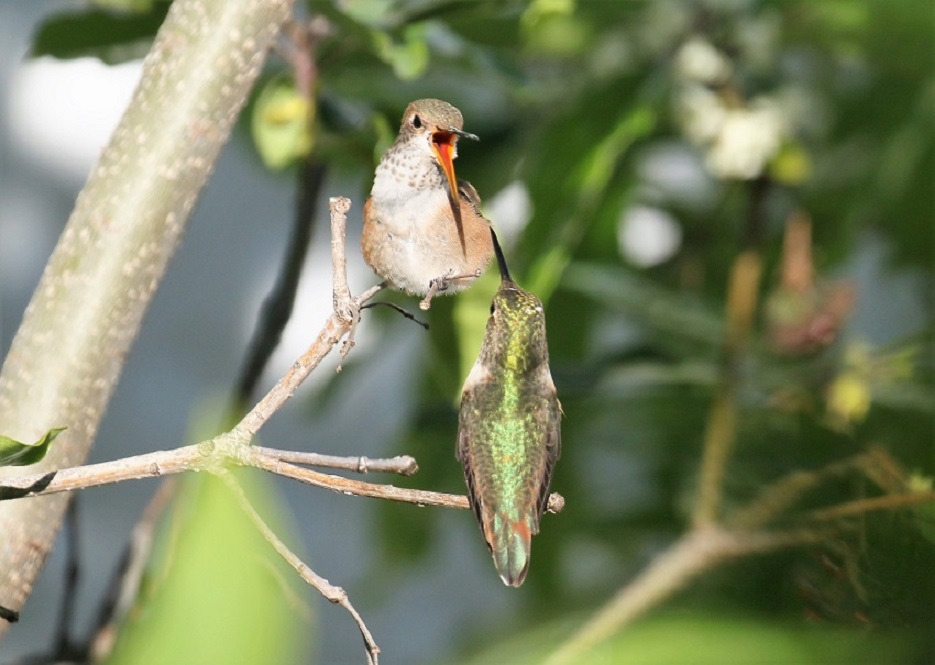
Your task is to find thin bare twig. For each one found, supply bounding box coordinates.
[90,478,180,661]
[231,158,326,412]
[802,490,935,523]
[249,452,566,512]
[726,451,874,530]
[330,196,354,310]
[0,445,206,499]
[254,446,419,476]
[231,17,328,415]
[692,178,769,527]
[54,498,81,657]
[0,444,566,515]
[220,472,380,665]
[234,198,382,438]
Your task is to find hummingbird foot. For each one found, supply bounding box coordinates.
[419,269,485,311]
[419,276,447,311]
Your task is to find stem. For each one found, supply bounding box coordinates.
[0,446,207,499]
[692,178,768,527]
[254,446,419,476]
[803,491,935,522]
[234,198,381,438]
[231,18,327,412]
[89,478,180,661]
[222,472,380,664]
[0,443,566,516]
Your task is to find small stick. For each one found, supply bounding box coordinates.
[221,472,380,665]
[54,498,81,656]
[802,490,935,523]
[361,302,429,330]
[249,451,565,513]
[253,446,419,476]
[90,477,180,660]
[0,444,565,515]
[234,198,380,436]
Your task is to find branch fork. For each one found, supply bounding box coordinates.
[1,197,564,665]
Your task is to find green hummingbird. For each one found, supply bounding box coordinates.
[457,227,561,587]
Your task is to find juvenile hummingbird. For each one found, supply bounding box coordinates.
[457,229,562,587]
[361,99,494,310]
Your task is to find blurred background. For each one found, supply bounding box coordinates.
[1,1,932,663]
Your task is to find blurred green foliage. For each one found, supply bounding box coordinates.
[252,77,316,170]
[105,472,310,665]
[455,613,909,665]
[29,0,934,663]
[31,2,169,63]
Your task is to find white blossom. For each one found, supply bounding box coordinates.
[675,38,732,84]
[678,83,727,144]
[705,98,786,180]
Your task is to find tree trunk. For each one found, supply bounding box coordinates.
[0,0,292,639]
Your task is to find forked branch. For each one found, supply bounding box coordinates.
[0,198,564,665]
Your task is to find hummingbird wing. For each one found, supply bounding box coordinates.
[533,367,562,523]
[457,179,482,208]
[456,359,491,531]
[456,179,494,266]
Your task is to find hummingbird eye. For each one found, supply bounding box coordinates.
[411,114,422,129]
[489,302,496,315]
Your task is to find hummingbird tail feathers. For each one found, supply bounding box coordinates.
[490,518,533,587]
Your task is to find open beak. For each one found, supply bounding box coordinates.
[431,129,478,255]
[431,131,462,210]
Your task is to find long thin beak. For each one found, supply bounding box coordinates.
[431,132,461,208]
[431,131,467,254]
[451,127,479,141]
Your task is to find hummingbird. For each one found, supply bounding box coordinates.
[361,99,494,310]
[457,228,562,587]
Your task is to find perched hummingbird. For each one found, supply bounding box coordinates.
[457,229,562,587]
[362,99,494,310]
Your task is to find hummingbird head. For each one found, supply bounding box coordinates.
[400,99,479,222]
[483,281,550,374]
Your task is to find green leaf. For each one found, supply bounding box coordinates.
[521,0,591,56]
[106,472,311,664]
[907,473,935,545]
[30,5,170,64]
[251,78,315,170]
[372,24,430,81]
[0,427,66,467]
[338,0,397,28]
